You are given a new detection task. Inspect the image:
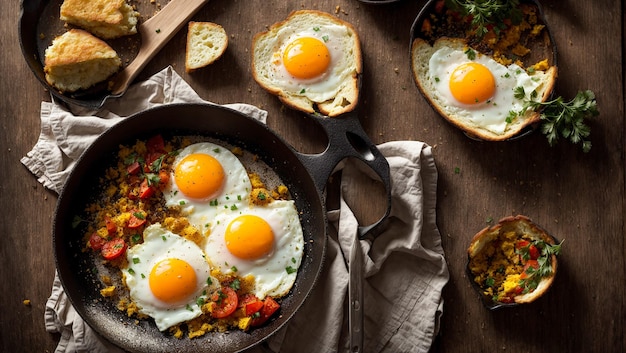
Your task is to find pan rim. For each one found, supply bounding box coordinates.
[52,102,328,353]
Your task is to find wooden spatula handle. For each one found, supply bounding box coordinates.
[110,0,209,95]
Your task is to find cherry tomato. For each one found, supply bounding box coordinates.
[517,240,540,261]
[101,238,127,260]
[147,135,165,153]
[88,232,106,251]
[105,217,117,235]
[126,161,141,175]
[139,179,155,199]
[211,287,239,319]
[520,259,539,279]
[127,211,146,229]
[240,294,264,316]
[434,0,445,14]
[250,297,280,327]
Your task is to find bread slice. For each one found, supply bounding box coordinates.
[44,29,122,93]
[411,37,557,141]
[251,10,362,117]
[60,0,139,39]
[185,22,228,73]
[468,215,559,305]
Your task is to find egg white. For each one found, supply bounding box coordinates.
[204,200,304,299]
[121,224,219,331]
[268,24,357,102]
[428,45,545,135]
[163,142,252,234]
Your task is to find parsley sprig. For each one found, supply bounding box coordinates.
[516,239,563,294]
[445,0,522,38]
[515,88,599,152]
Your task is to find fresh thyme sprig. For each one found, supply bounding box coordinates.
[515,88,599,152]
[445,0,522,38]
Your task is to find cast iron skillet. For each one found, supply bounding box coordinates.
[19,0,199,110]
[408,0,558,141]
[54,103,391,352]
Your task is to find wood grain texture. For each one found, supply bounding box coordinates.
[1,0,623,352]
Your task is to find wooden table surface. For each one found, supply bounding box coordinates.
[1,0,623,352]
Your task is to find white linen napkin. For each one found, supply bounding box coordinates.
[23,66,449,353]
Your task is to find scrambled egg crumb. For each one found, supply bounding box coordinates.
[100,285,116,297]
[23,299,31,306]
[532,59,550,71]
[469,230,524,302]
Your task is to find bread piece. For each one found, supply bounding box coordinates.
[185,22,228,73]
[251,10,362,117]
[44,29,122,93]
[411,37,557,141]
[468,215,559,305]
[60,0,139,39]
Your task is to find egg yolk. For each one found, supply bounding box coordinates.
[149,258,198,304]
[449,62,496,105]
[282,37,331,79]
[225,215,274,260]
[174,153,224,199]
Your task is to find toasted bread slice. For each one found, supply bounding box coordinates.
[185,22,228,73]
[60,0,139,39]
[411,37,557,140]
[468,215,559,305]
[44,29,122,93]
[251,10,362,117]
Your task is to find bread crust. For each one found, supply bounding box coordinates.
[411,37,558,141]
[468,215,558,304]
[185,22,228,73]
[44,29,121,93]
[60,0,139,39]
[251,10,362,117]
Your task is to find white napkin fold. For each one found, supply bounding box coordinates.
[23,66,449,353]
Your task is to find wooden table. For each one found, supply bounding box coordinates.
[1,0,623,352]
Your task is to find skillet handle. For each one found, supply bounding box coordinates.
[295,112,392,240]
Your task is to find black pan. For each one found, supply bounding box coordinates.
[19,0,200,110]
[408,0,558,141]
[54,103,391,352]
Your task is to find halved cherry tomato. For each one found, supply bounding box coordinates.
[211,287,239,318]
[101,238,127,260]
[88,232,106,251]
[139,179,155,199]
[126,161,141,175]
[147,135,165,153]
[520,259,539,279]
[517,240,540,261]
[105,217,117,235]
[127,211,146,229]
[434,0,445,14]
[250,297,280,326]
[240,293,264,316]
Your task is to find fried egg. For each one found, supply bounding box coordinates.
[411,38,556,140]
[163,142,252,234]
[204,200,304,299]
[122,224,219,331]
[252,10,361,117]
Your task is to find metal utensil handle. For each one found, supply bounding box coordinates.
[349,234,364,353]
[295,112,392,353]
[296,112,392,240]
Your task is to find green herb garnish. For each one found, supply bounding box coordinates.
[445,0,522,38]
[515,88,598,152]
